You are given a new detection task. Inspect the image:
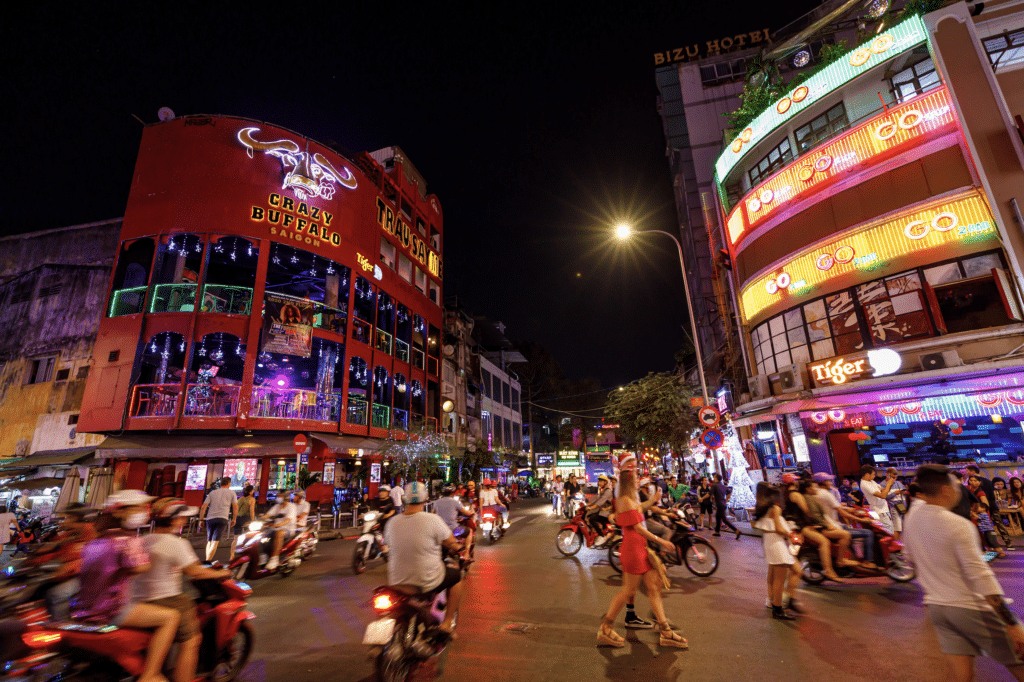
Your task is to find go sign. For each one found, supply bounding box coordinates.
[697,406,721,428]
[701,428,724,450]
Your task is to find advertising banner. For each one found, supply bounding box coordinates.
[185,464,208,491]
[224,459,259,490]
[323,461,336,487]
[262,294,315,357]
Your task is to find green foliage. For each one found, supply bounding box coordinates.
[378,425,451,481]
[900,0,946,18]
[604,372,700,455]
[297,466,321,490]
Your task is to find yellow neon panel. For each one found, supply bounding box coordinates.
[740,191,998,322]
[728,88,957,246]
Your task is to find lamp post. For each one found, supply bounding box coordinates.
[615,223,710,406]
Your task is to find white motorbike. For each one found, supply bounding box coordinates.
[353,511,389,575]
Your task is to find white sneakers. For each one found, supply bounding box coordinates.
[266,556,280,570]
[594,536,608,547]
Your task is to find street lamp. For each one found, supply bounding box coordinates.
[615,223,710,406]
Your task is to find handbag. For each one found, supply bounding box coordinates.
[893,501,909,515]
[646,547,671,591]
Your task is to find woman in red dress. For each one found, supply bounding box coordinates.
[598,457,687,649]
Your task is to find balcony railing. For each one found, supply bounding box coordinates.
[352,319,372,345]
[412,348,425,370]
[183,384,240,417]
[347,397,368,425]
[267,291,347,333]
[376,330,393,355]
[395,340,410,363]
[130,383,181,417]
[201,285,254,315]
[393,409,409,431]
[150,283,198,313]
[109,287,148,317]
[371,403,391,429]
[251,386,341,421]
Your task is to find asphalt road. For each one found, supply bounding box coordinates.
[231,499,1024,682]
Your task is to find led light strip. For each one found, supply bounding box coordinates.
[714,15,929,185]
[739,191,997,322]
[727,88,956,245]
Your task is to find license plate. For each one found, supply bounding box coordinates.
[362,617,396,645]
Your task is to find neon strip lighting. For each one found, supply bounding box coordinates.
[727,88,955,246]
[714,15,928,185]
[877,391,1024,424]
[740,191,997,322]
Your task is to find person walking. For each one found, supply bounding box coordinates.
[230,485,256,555]
[903,465,1024,681]
[198,477,237,562]
[696,477,713,530]
[551,476,564,515]
[711,473,741,540]
[597,455,687,650]
[389,479,405,513]
[752,482,802,620]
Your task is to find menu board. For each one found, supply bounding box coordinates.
[185,464,208,491]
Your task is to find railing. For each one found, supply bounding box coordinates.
[395,340,410,363]
[109,287,148,317]
[371,403,391,429]
[428,357,439,376]
[150,283,198,313]
[201,285,254,315]
[412,348,425,370]
[427,417,438,433]
[347,397,368,425]
[265,291,347,332]
[393,409,409,431]
[130,384,181,417]
[352,319,372,345]
[376,330,393,355]
[183,384,240,417]
[251,386,341,421]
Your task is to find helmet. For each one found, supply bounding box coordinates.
[442,485,456,495]
[598,474,609,482]
[102,490,155,511]
[378,485,391,493]
[781,473,799,484]
[405,482,429,504]
[812,472,834,484]
[150,497,198,520]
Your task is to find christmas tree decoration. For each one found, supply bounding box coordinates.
[721,420,756,509]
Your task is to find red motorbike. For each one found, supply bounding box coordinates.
[18,576,254,682]
[555,507,618,557]
[229,516,318,581]
[799,507,915,584]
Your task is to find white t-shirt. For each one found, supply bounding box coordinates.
[295,500,310,525]
[204,487,237,520]
[479,489,500,507]
[552,482,564,493]
[133,533,200,601]
[812,490,842,528]
[860,478,890,516]
[0,512,17,544]
[390,486,405,508]
[268,502,297,534]
[383,512,453,591]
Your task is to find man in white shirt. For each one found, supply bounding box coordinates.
[479,479,509,527]
[812,473,878,567]
[0,504,17,567]
[551,476,564,515]
[904,464,1024,681]
[860,465,896,534]
[263,494,297,571]
[293,489,311,528]
[384,482,463,642]
[199,477,238,561]
[390,480,405,512]
[139,498,230,682]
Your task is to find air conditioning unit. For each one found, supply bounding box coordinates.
[749,375,770,401]
[918,350,963,372]
[769,363,808,395]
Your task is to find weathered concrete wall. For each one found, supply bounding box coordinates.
[0,219,120,280]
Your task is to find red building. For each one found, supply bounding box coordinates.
[78,115,444,505]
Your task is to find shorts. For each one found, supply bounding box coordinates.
[927,605,1024,667]
[700,503,713,514]
[233,515,251,535]
[111,600,136,627]
[434,565,462,593]
[206,517,228,541]
[148,593,200,643]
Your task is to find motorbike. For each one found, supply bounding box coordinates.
[353,511,390,575]
[798,508,915,584]
[480,507,504,544]
[555,507,619,557]
[609,509,720,577]
[228,514,316,581]
[18,574,254,682]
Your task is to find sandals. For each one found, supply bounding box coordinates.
[822,570,845,583]
[597,617,625,648]
[658,621,688,649]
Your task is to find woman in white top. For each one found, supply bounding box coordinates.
[752,482,803,620]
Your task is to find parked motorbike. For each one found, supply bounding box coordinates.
[555,507,619,557]
[353,511,389,575]
[480,508,504,544]
[799,508,915,584]
[19,575,254,682]
[229,515,315,581]
[609,509,720,577]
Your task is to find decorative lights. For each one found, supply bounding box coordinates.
[792,49,811,68]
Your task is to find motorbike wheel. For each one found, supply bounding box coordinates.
[353,541,368,575]
[801,558,826,585]
[555,529,583,557]
[376,620,413,682]
[683,538,719,577]
[885,552,916,583]
[209,620,255,682]
[279,556,299,577]
[608,538,623,574]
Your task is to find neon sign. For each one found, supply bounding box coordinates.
[811,357,868,385]
[714,15,928,184]
[238,127,358,201]
[740,191,997,322]
[810,349,902,387]
[727,88,956,245]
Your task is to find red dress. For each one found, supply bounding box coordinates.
[616,507,652,575]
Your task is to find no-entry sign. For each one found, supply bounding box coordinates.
[701,428,724,450]
[697,406,721,428]
[293,434,310,455]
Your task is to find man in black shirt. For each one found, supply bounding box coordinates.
[564,475,582,516]
[712,473,742,539]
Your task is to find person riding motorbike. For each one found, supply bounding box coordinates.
[24,502,97,619]
[812,472,880,569]
[262,492,297,571]
[136,497,232,682]
[383,482,465,645]
[638,477,674,543]
[73,490,180,682]
[587,474,615,547]
[433,485,475,563]
[780,474,843,583]
[293,489,311,527]
[479,480,509,529]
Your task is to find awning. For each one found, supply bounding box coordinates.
[0,467,34,479]
[1,476,67,491]
[310,434,381,453]
[0,448,97,469]
[98,434,303,460]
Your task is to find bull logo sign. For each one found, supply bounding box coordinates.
[238,127,357,201]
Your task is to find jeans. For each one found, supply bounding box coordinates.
[846,526,874,563]
[647,518,673,542]
[715,507,738,534]
[552,493,561,514]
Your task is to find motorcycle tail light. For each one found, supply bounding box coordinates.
[373,594,394,611]
[22,631,61,648]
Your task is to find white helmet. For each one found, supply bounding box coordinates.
[405,482,429,504]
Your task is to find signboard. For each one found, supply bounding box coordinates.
[224,459,258,490]
[536,454,555,467]
[809,349,903,387]
[557,450,582,466]
[654,28,771,66]
[262,294,314,357]
[322,461,336,487]
[700,428,725,450]
[184,464,208,491]
[293,434,309,455]
[690,396,705,407]
[370,462,381,483]
[698,406,721,428]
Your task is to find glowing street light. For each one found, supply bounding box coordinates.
[615,223,632,240]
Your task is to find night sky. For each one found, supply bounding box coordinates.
[4,2,819,386]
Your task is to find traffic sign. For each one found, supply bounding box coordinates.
[293,434,310,455]
[690,396,705,407]
[700,428,724,450]
[697,406,721,428]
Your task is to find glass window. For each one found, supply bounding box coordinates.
[511,387,520,412]
[410,379,425,422]
[502,381,511,407]
[984,29,1024,70]
[108,238,155,317]
[24,356,56,385]
[890,57,940,103]
[412,315,426,370]
[184,332,244,417]
[503,419,512,448]
[393,373,409,431]
[395,303,412,362]
[794,102,848,153]
[132,332,188,417]
[924,263,963,286]
[429,226,441,252]
[376,292,394,354]
[398,253,412,283]
[265,243,348,333]
[481,368,492,398]
[251,337,344,421]
[494,415,504,446]
[149,234,203,314]
[429,279,440,305]
[415,218,427,237]
[346,357,369,425]
[963,253,1002,279]
[414,267,427,295]
[372,366,391,428]
[203,236,259,315]
[352,276,376,345]
[748,137,793,186]
[380,237,397,270]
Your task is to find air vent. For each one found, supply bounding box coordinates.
[108,350,120,363]
[76,366,90,379]
[68,414,79,425]
[54,368,70,382]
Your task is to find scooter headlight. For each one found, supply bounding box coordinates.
[249,521,263,531]
[364,512,377,522]
[867,511,880,520]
